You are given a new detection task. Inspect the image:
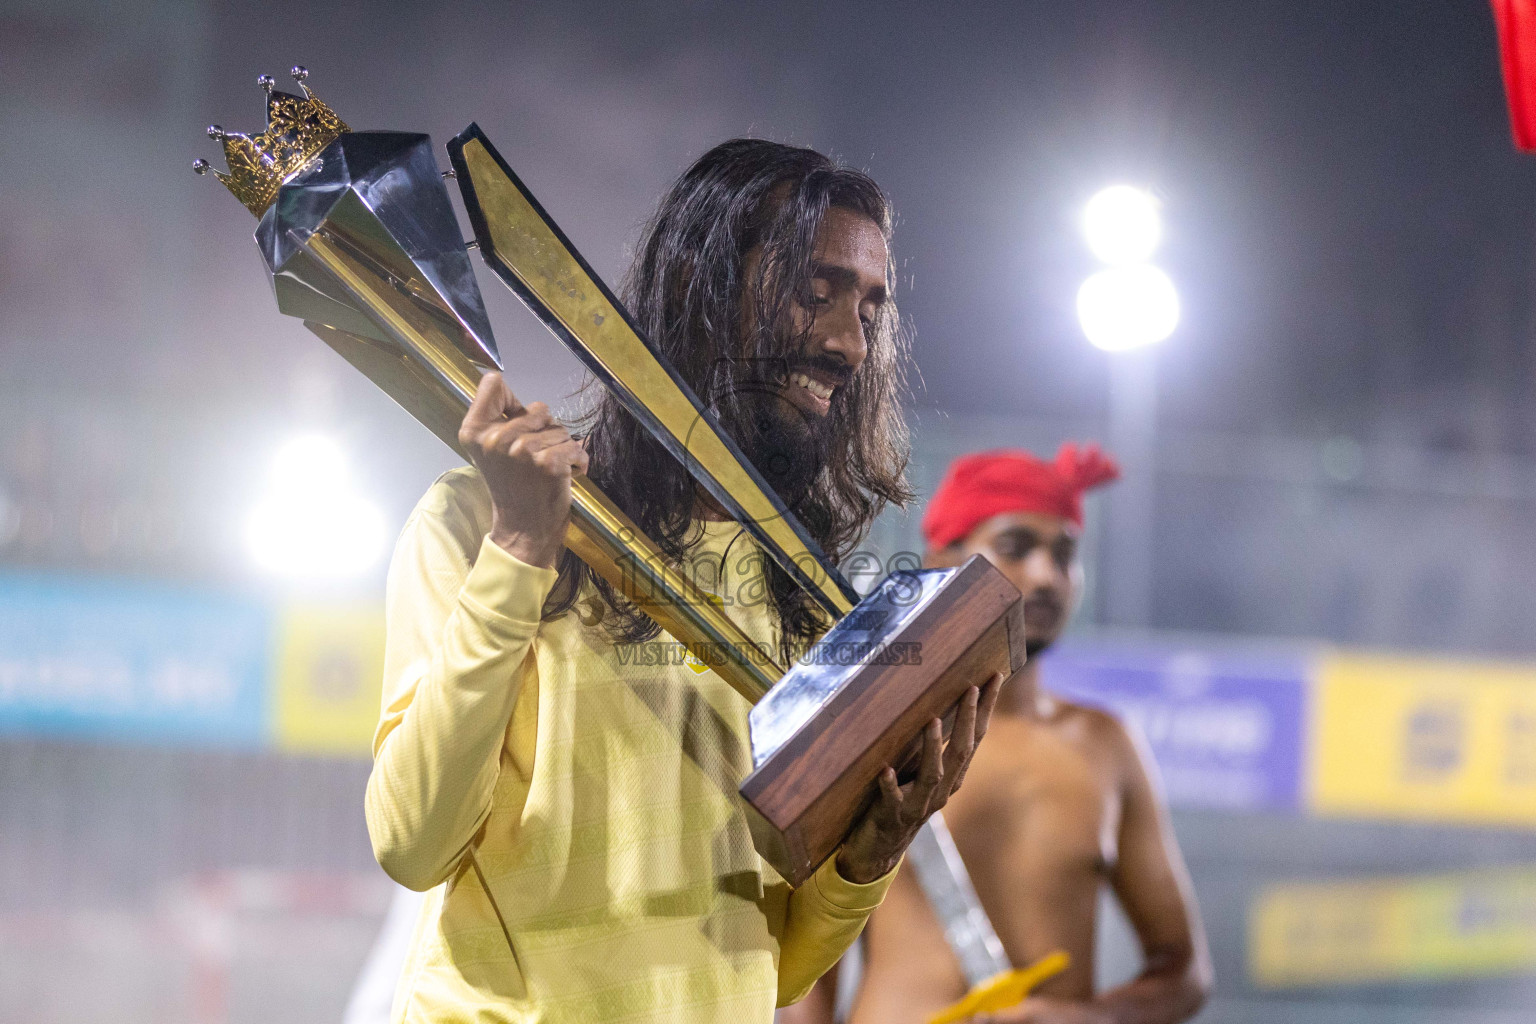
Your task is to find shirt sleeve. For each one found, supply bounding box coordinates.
[363,499,557,892]
[775,855,898,1006]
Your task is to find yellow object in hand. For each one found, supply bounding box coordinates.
[926,950,1071,1024]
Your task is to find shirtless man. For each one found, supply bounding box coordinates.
[786,445,1211,1024]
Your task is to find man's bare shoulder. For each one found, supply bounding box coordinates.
[1045,697,1143,768]
[1048,695,1167,802]
[961,698,1129,803]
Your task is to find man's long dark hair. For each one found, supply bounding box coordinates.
[543,138,914,661]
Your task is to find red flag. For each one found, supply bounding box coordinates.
[1494,0,1536,150]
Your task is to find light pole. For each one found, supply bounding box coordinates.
[1076,186,1178,629]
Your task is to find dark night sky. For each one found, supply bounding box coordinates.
[3,0,1528,437]
[183,0,1536,448]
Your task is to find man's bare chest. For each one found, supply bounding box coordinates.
[947,718,1122,887]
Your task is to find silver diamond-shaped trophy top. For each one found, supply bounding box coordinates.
[255,131,498,369]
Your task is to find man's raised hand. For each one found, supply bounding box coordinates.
[459,372,588,569]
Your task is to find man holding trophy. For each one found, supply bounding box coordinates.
[199,70,1031,1023]
[364,139,999,1022]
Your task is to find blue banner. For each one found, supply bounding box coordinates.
[0,575,271,746]
[1044,640,1309,812]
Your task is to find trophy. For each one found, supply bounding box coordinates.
[197,69,1026,885]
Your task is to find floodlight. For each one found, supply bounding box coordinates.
[1076,265,1180,352]
[268,433,349,493]
[244,433,386,580]
[1083,185,1162,265]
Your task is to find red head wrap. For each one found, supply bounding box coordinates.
[920,444,1121,549]
[1494,0,1536,151]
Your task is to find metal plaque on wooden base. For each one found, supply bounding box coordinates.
[742,556,1026,882]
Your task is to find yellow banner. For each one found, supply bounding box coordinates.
[271,603,385,755]
[1250,867,1536,987]
[1309,653,1536,825]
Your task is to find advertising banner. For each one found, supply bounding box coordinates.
[1250,866,1536,987]
[1046,641,1310,812]
[271,602,386,755]
[1310,653,1536,826]
[7,567,1536,802]
[0,575,271,746]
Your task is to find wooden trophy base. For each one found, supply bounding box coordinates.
[740,555,1026,885]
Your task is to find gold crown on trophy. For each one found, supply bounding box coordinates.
[193,67,349,217]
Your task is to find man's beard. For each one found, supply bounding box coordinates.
[1022,594,1066,660]
[721,380,835,509]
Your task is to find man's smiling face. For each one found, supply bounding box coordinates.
[778,205,888,418]
[727,205,890,502]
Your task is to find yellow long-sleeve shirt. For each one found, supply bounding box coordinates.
[365,467,892,1023]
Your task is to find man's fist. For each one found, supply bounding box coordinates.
[459,372,588,569]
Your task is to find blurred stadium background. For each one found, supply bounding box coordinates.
[4,1,1536,1021]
